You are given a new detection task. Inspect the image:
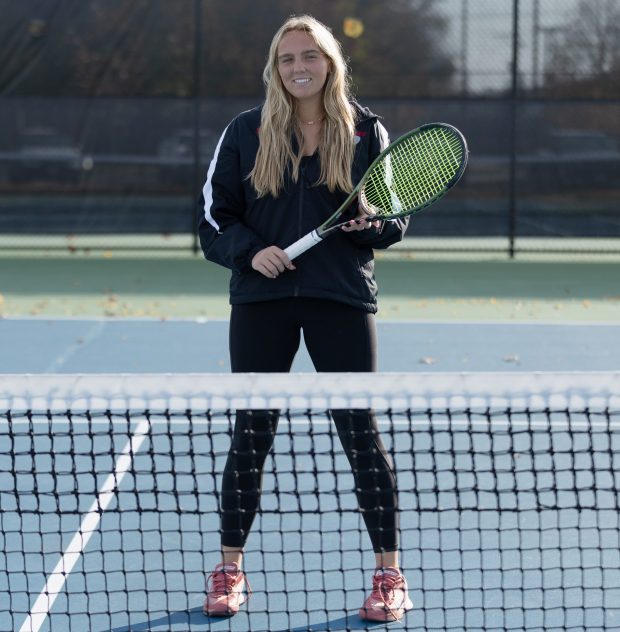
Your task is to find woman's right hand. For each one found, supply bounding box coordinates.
[251,246,296,278]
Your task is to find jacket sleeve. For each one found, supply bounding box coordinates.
[198,120,266,272]
[347,119,410,250]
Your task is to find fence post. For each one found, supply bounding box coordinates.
[192,0,203,255]
[508,0,520,257]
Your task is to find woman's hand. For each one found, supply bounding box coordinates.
[340,207,381,232]
[251,246,296,278]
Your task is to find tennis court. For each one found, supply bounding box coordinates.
[2,0,620,629]
[1,251,619,632]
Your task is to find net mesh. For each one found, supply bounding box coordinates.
[361,126,465,217]
[1,372,619,632]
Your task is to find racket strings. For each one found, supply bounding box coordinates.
[418,129,463,190]
[394,129,462,206]
[361,127,464,215]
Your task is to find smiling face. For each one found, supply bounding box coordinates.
[276,30,331,107]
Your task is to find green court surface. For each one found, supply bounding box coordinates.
[1,251,619,323]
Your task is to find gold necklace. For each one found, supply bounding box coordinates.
[300,115,324,125]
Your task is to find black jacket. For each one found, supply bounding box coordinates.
[198,102,408,313]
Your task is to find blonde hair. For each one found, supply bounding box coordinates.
[250,15,356,198]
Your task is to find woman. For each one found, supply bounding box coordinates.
[199,14,412,623]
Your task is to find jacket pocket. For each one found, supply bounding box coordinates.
[356,249,377,304]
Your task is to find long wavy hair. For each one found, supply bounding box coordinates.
[250,15,356,198]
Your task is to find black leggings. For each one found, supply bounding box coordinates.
[221,298,399,553]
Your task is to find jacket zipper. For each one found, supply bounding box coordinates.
[294,165,305,296]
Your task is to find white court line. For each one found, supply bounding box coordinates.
[2,315,620,326]
[18,419,150,632]
[44,320,106,373]
[0,315,230,323]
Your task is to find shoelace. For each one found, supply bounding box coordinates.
[207,568,253,600]
[371,572,401,610]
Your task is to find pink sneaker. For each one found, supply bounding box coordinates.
[359,567,413,622]
[203,562,251,616]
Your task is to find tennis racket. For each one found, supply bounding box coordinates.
[283,122,468,260]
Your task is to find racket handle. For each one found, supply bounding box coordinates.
[283,230,323,261]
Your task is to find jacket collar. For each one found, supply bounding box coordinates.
[351,100,380,125]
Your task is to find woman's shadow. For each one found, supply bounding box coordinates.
[108,606,396,631]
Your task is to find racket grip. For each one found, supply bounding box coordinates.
[283,230,323,260]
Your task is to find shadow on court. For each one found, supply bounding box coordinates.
[283,615,393,631]
[107,606,396,632]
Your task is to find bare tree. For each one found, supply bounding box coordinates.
[544,0,620,98]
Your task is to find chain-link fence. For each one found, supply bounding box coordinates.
[0,0,618,254]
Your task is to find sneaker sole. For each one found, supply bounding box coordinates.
[359,597,413,622]
[203,607,236,617]
[203,595,246,617]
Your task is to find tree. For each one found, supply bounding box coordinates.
[202,0,456,98]
[544,0,620,98]
[0,0,455,98]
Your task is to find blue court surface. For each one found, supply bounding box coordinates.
[2,317,620,374]
[2,318,620,632]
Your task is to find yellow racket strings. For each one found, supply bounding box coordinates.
[362,127,464,216]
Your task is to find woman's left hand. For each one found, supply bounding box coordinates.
[340,208,381,232]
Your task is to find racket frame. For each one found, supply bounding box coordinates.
[284,122,468,260]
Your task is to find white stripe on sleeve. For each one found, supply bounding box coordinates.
[202,125,230,232]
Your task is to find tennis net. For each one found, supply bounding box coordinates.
[1,372,619,632]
